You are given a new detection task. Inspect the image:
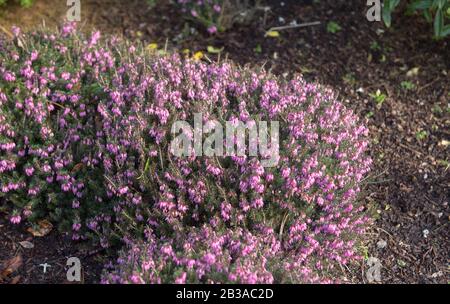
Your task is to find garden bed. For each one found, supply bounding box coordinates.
[0,0,448,283]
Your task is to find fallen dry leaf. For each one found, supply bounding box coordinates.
[146,43,158,51]
[192,51,204,61]
[0,255,23,279]
[27,220,53,237]
[19,241,34,249]
[265,30,280,38]
[438,139,450,147]
[406,67,420,78]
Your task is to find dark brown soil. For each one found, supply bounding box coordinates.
[0,0,448,284]
[0,214,103,284]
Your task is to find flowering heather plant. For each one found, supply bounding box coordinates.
[0,24,116,242]
[1,24,371,283]
[175,0,258,34]
[102,225,280,284]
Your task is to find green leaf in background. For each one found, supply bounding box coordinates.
[19,0,33,7]
[326,21,342,33]
[423,8,434,22]
[0,0,34,7]
[382,0,400,27]
[432,0,446,10]
[383,6,392,27]
[442,24,450,36]
[434,9,443,37]
[384,0,449,38]
[409,0,432,10]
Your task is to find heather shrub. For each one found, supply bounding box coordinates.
[175,0,259,34]
[1,24,371,283]
[102,225,281,284]
[96,35,371,282]
[0,24,116,243]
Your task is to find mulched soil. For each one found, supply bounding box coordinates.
[0,0,448,284]
[0,215,103,284]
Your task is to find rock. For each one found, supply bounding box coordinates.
[19,241,34,249]
[377,239,387,249]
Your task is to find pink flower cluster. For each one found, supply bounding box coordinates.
[103,225,279,284]
[0,24,371,283]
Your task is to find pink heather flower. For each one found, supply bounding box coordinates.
[72,223,82,231]
[11,26,21,37]
[23,209,32,218]
[28,188,39,196]
[202,253,216,265]
[25,166,35,177]
[10,215,21,225]
[118,186,129,195]
[161,244,173,256]
[3,71,16,82]
[130,274,143,284]
[207,25,218,34]
[252,197,264,209]
[61,72,71,80]
[61,183,71,192]
[175,272,187,284]
[42,164,52,173]
[213,4,221,12]
[30,50,39,62]
[61,22,77,37]
[265,173,274,182]
[281,167,291,178]
[89,31,101,46]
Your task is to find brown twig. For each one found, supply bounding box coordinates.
[0,25,13,39]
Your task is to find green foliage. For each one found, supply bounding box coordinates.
[0,0,33,7]
[382,0,401,27]
[383,0,450,39]
[415,130,428,140]
[401,80,415,90]
[326,21,342,33]
[369,90,387,108]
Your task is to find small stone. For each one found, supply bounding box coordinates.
[19,241,34,249]
[377,239,387,249]
[397,259,407,267]
[431,271,443,278]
